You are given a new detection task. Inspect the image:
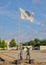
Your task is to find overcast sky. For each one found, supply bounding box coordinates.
[0,0,46,43]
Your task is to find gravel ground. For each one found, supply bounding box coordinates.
[0,50,46,62]
[0,50,46,65]
[0,61,46,65]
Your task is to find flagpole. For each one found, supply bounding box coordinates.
[17,7,24,64]
[17,7,21,65]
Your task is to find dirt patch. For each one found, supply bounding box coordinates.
[0,61,46,65]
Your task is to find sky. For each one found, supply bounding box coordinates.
[0,0,46,43]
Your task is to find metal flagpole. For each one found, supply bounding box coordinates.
[17,8,23,65]
[17,8,21,65]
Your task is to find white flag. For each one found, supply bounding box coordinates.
[20,8,34,23]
